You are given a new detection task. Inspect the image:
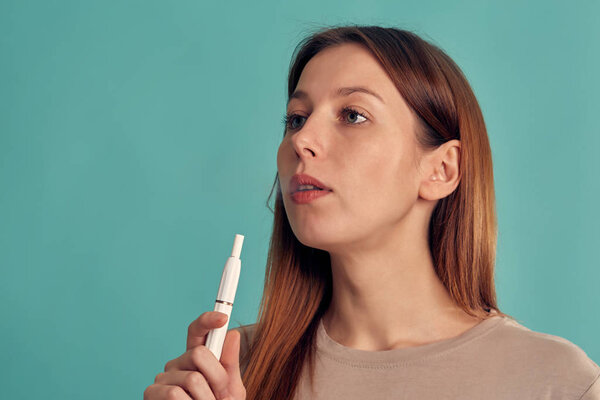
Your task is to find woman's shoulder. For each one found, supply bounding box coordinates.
[495,317,597,364]
[489,316,600,394]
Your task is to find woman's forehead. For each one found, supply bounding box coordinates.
[297,44,389,90]
[290,44,406,109]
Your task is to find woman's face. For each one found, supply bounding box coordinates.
[277,42,426,253]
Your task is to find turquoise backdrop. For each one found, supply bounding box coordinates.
[1,0,598,398]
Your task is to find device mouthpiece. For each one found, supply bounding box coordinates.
[231,234,244,259]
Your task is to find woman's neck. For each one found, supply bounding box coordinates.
[323,236,484,351]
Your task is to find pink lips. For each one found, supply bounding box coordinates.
[289,173,332,194]
[291,189,332,204]
[289,173,332,204]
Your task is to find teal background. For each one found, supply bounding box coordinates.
[1,0,598,398]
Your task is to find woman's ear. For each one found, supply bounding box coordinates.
[418,140,461,201]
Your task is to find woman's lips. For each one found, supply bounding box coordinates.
[291,189,332,204]
[289,173,332,193]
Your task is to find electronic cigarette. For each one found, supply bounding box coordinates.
[205,234,244,361]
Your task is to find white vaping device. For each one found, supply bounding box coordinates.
[205,233,244,361]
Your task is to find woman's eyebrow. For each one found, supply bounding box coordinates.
[287,86,385,105]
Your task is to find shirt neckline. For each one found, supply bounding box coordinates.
[317,315,505,366]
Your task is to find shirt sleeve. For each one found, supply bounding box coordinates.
[580,373,600,400]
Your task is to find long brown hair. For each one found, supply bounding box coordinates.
[241,24,513,399]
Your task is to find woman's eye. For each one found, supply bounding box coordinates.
[341,107,368,125]
[283,114,305,130]
[282,107,368,131]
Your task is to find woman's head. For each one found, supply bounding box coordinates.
[277,41,462,257]
[244,25,511,400]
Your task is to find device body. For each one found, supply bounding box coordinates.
[205,234,244,361]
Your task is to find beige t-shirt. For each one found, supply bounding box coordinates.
[237,315,600,399]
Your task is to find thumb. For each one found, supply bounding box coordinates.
[220,329,244,385]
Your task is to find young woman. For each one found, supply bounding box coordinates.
[144,25,599,400]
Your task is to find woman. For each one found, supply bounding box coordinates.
[144,25,599,400]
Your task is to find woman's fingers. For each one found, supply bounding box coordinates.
[143,384,193,400]
[143,312,245,400]
[187,312,228,351]
[153,370,217,400]
[219,330,245,398]
[164,345,232,399]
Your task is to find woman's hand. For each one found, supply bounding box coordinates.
[144,311,246,400]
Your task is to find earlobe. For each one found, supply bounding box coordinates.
[419,169,442,201]
[419,175,439,201]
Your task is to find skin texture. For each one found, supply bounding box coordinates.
[277,42,485,351]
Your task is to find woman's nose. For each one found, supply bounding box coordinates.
[290,115,322,160]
